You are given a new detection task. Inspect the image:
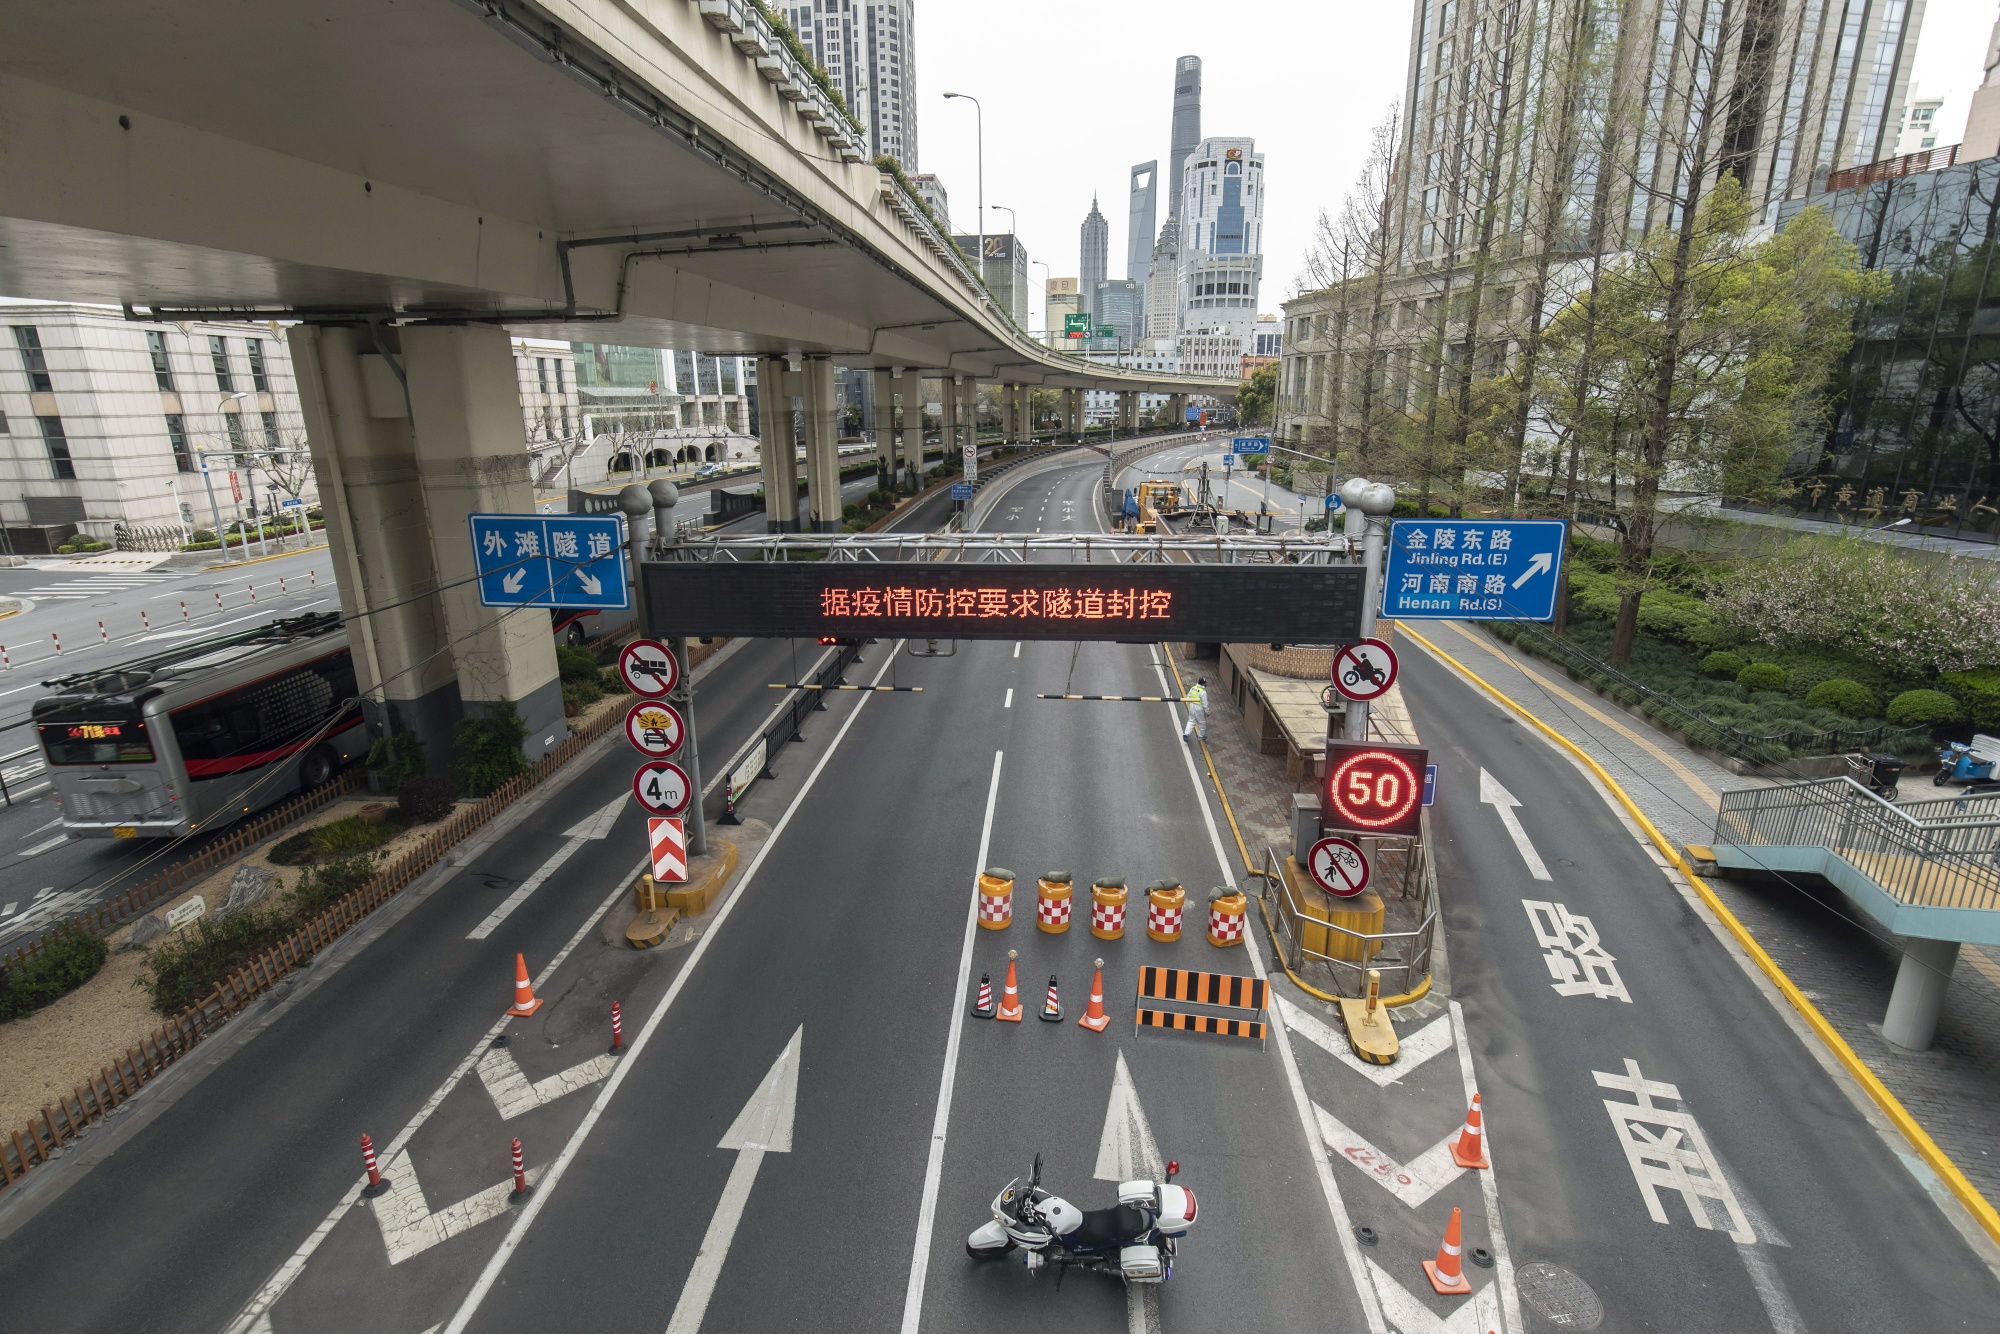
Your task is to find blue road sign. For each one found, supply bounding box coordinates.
[469,513,629,610]
[1231,435,1271,455]
[950,482,975,501]
[1222,451,1235,469]
[1381,518,1566,621]
[1423,763,1437,807]
[1185,407,1201,422]
[1325,493,1343,512]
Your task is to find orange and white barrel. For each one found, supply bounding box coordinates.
[1206,887,1248,947]
[1146,881,1185,942]
[976,866,1015,931]
[1090,878,1127,940]
[1036,872,1074,934]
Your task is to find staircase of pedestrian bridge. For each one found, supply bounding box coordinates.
[1707,778,2000,1049]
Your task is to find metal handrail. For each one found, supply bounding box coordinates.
[1715,777,2000,912]
[659,531,1355,564]
[1256,844,1436,998]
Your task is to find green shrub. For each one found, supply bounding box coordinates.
[1940,669,2000,729]
[1803,678,1878,719]
[139,909,290,1014]
[556,645,602,686]
[452,703,529,797]
[0,922,109,1022]
[1887,689,1965,726]
[192,528,217,544]
[290,854,379,918]
[1701,651,1746,678]
[1737,662,1786,691]
[366,730,428,791]
[398,772,456,822]
[561,680,602,716]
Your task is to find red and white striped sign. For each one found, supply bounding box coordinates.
[648,817,688,883]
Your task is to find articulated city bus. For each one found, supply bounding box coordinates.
[32,613,369,839]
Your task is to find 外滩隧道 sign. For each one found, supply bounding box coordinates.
[642,563,1366,643]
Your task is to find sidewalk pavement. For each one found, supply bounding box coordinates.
[1407,619,2000,1211]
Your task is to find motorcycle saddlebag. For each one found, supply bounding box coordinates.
[1119,1244,1165,1282]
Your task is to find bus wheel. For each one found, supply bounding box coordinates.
[565,622,587,647]
[299,745,337,790]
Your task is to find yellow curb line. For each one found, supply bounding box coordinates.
[203,538,329,570]
[1402,624,2000,1247]
[1162,651,1432,1009]
[0,607,19,621]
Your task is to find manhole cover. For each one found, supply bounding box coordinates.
[1517,1262,1604,1329]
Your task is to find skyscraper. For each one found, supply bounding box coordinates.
[1080,196,1109,321]
[1127,162,1158,332]
[785,1,919,168]
[1176,137,1265,378]
[1145,220,1180,339]
[1167,56,1202,222]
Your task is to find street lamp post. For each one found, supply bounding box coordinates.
[942,91,983,289]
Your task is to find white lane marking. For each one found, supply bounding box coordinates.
[1003,688,1013,709]
[1738,1242,1808,1333]
[1594,1058,1753,1242]
[1523,900,1631,1002]
[444,644,905,1334]
[1,903,14,917]
[220,869,641,1333]
[664,1026,802,1334]
[1451,1002,1523,1332]
[1094,1049,1165,1182]
[367,1148,544,1266]
[1479,768,1550,880]
[1366,1258,1502,1333]
[1150,646,1387,1334]
[22,816,62,836]
[897,749,1004,1334]
[1277,994,1453,1086]
[463,794,621,940]
[17,833,68,857]
[0,682,44,699]
[1313,1104,1465,1208]
[475,1046,618,1121]
[1013,641,1021,658]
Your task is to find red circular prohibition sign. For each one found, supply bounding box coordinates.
[1326,748,1422,835]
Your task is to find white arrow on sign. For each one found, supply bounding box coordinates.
[501,568,527,594]
[665,1026,802,1334]
[465,794,622,940]
[1510,551,1555,589]
[1480,768,1551,881]
[1093,1050,1164,1334]
[576,570,602,596]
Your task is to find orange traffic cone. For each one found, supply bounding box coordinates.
[507,953,543,1017]
[996,950,1024,1022]
[1077,959,1110,1033]
[1451,1093,1490,1169]
[1422,1206,1473,1295]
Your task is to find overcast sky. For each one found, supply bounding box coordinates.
[915,0,2000,335]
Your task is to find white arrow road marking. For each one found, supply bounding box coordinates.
[1509,551,1554,589]
[501,568,526,594]
[1276,995,1454,1087]
[368,1148,544,1265]
[18,833,70,858]
[1479,769,1551,881]
[1092,1050,1163,1334]
[1367,1258,1501,1334]
[465,794,623,940]
[475,1045,618,1121]
[1313,1104,1465,1208]
[664,1026,802,1334]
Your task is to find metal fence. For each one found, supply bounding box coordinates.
[1256,832,1437,999]
[1715,777,2000,912]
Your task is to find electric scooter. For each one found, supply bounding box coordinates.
[1934,734,2000,791]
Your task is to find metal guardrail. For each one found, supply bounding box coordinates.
[1715,777,2000,912]
[711,641,865,823]
[1256,837,1437,999]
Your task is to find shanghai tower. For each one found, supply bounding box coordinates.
[1168,55,1201,221]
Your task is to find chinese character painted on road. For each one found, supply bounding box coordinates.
[1524,899,1630,1002]
[1594,1059,1754,1241]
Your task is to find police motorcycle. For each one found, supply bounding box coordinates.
[966,1153,1197,1286]
[1933,734,2000,791]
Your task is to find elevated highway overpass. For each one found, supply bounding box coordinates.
[1,0,1239,767]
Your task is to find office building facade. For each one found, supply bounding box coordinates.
[955,233,1032,328]
[1175,136,1266,377]
[1080,197,1109,321]
[782,0,919,168]
[1045,277,1083,346]
[1092,279,1142,348]
[912,172,950,229]
[1128,161,1159,332]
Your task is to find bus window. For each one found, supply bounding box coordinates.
[39,719,156,764]
[172,657,345,768]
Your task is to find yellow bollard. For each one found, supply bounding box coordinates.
[976,866,1015,930]
[1036,871,1074,933]
[1205,886,1248,947]
[1146,880,1186,942]
[1089,878,1127,940]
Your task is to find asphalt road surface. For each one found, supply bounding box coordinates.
[2,443,1992,1332]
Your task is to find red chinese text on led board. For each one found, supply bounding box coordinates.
[818,586,1174,621]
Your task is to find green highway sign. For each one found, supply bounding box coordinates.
[1063,313,1092,334]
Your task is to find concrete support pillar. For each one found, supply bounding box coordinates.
[803,356,842,532]
[289,324,456,765]
[899,369,924,489]
[757,356,799,531]
[940,376,960,474]
[872,368,895,485]
[1883,937,1960,1050]
[957,378,978,461]
[1066,388,1083,439]
[1169,393,1187,430]
[999,383,1017,444]
[1017,385,1033,443]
